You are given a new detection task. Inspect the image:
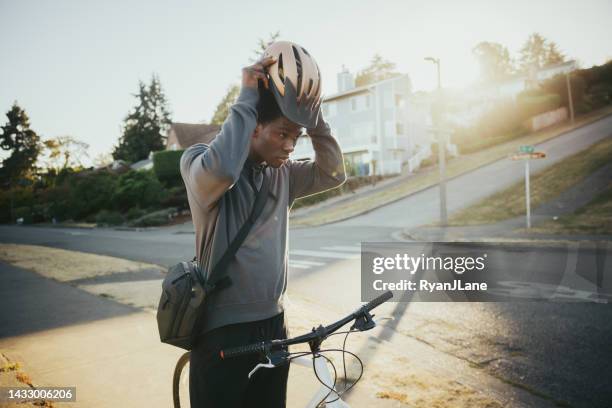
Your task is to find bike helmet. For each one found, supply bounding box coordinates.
[263,41,322,128]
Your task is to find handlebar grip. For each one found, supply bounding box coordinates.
[363,290,393,312]
[220,341,266,359]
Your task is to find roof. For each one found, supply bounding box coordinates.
[169,122,221,148]
[130,158,153,171]
[323,74,410,103]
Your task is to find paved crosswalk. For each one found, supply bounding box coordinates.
[288,244,361,270]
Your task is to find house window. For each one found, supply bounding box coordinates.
[365,94,371,109]
[351,98,357,111]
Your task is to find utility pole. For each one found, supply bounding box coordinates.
[566,72,575,124]
[425,56,447,226]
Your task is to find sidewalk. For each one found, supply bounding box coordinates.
[0,259,399,407]
[1,247,537,408]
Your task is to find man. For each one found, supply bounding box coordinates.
[180,41,346,407]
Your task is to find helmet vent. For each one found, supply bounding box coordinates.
[278,53,285,84]
[292,45,303,95]
[307,79,313,95]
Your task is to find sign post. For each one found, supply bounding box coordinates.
[511,146,546,229]
[525,158,531,228]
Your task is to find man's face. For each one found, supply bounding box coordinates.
[251,117,303,168]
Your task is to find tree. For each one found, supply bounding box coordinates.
[40,135,89,172]
[0,102,41,186]
[355,54,400,87]
[210,32,280,125]
[93,152,113,168]
[519,33,566,72]
[210,85,240,125]
[545,41,565,66]
[250,31,280,62]
[472,41,515,82]
[112,74,172,163]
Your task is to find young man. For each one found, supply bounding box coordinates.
[180,42,346,407]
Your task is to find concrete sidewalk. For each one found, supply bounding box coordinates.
[0,261,398,407]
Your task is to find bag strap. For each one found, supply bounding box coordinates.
[203,169,270,293]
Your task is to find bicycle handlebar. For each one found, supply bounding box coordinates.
[220,291,393,359]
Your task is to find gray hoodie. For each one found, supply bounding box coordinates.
[180,86,346,335]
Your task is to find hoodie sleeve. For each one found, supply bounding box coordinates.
[180,87,259,210]
[288,113,346,204]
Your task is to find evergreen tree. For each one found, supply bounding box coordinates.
[0,102,41,186]
[472,41,515,82]
[519,33,566,72]
[112,74,172,163]
[545,42,565,66]
[355,54,400,87]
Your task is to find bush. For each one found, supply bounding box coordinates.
[126,207,146,220]
[539,73,586,111]
[153,150,184,186]
[160,185,188,209]
[13,206,32,224]
[516,92,561,120]
[112,169,165,211]
[95,210,124,226]
[0,187,36,223]
[68,171,118,219]
[127,208,177,227]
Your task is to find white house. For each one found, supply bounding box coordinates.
[292,68,432,176]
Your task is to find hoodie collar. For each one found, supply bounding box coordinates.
[244,157,267,174]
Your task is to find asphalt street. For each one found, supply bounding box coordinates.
[1,115,611,407]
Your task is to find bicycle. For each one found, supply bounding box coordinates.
[172,290,393,407]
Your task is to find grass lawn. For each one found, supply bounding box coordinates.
[448,136,612,226]
[526,182,612,235]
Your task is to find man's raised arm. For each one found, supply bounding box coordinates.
[288,111,347,203]
[180,57,275,210]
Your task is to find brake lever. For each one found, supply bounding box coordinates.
[247,350,290,379]
[248,355,274,379]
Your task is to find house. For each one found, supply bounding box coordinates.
[166,123,221,150]
[292,68,432,176]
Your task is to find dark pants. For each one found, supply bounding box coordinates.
[189,313,290,408]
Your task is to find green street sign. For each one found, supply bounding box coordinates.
[520,145,535,153]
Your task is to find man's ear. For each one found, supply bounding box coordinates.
[252,123,263,140]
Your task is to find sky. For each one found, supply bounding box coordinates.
[1,0,611,165]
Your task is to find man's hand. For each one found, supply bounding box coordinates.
[242,57,276,89]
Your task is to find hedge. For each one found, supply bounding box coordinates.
[154,150,184,185]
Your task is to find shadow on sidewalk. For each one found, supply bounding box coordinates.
[0,261,142,338]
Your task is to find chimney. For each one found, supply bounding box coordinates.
[337,65,355,92]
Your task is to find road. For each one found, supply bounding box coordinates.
[1,115,611,407]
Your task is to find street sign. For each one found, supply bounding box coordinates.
[511,152,546,160]
[509,150,546,229]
